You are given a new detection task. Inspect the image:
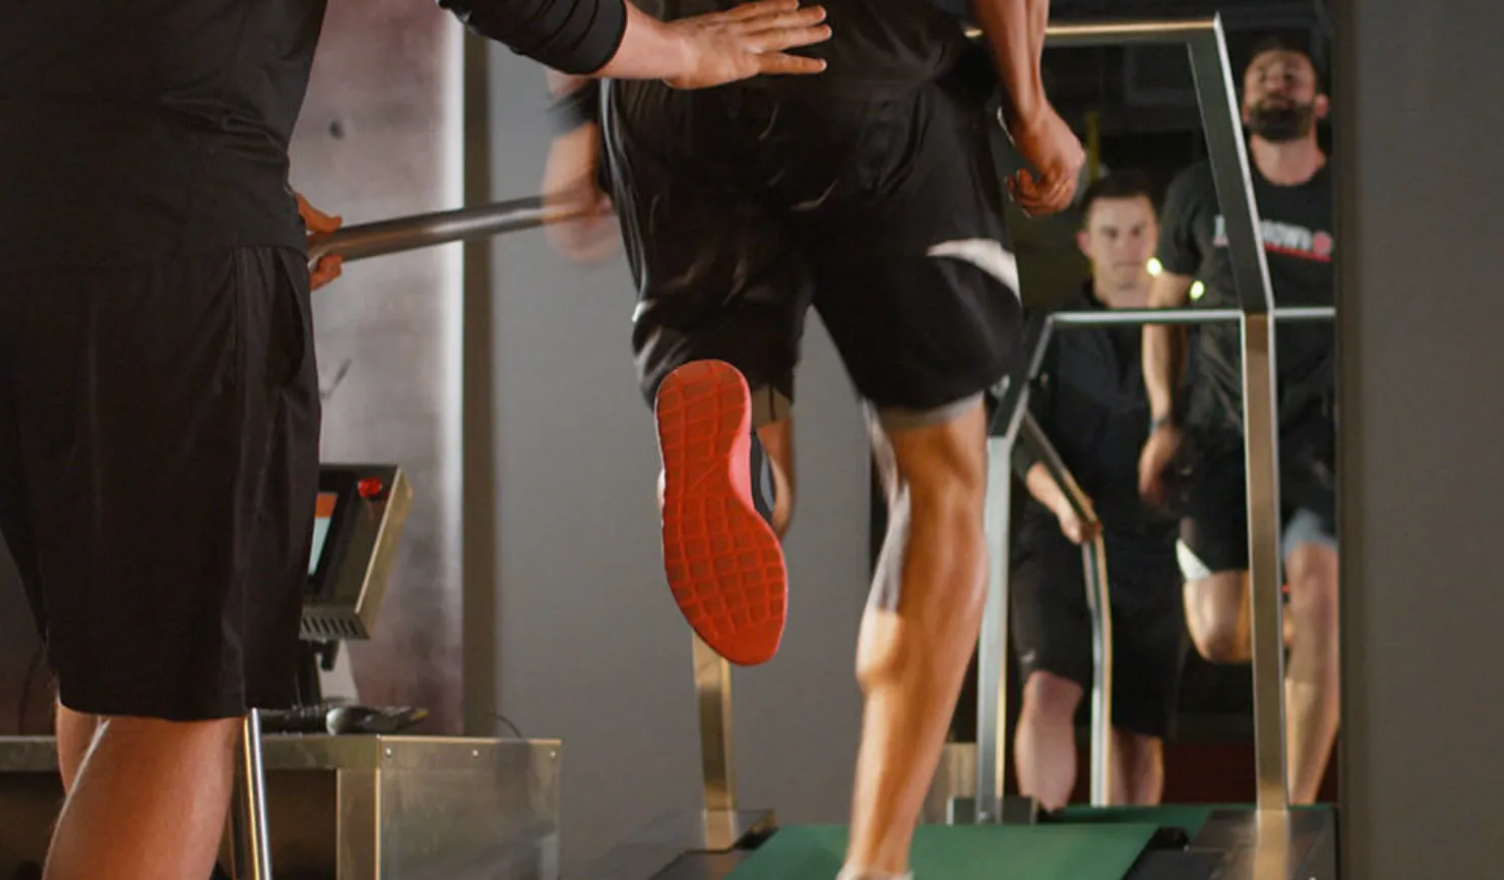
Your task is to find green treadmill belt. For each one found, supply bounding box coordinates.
[725,823,1161,880]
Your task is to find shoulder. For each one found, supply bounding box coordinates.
[1166,160,1216,200]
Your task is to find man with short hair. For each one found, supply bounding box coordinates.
[0,2,830,878]
[1138,38,1339,805]
[1011,170,1186,811]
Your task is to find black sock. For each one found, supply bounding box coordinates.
[748,429,776,525]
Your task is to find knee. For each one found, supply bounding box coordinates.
[1185,576,1250,664]
[1189,618,1249,664]
[1021,672,1083,721]
[886,406,988,523]
[1286,543,1340,636]
[1190,624,1248,664]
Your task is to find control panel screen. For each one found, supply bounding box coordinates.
[309,492,339,576]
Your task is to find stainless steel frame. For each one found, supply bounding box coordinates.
[971,13,1302,825]
[1,734,563,880]
[1016,413,1113,806]
[308,196,580,264]
[692,634,745,850]
[982,302,1332,815]
[230,712,275,880]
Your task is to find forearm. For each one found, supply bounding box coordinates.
[439,0,633,75]
[1143,327,1180,422]
[1024,462,1067,513]
[970,0,1050,122]
[592,2,693,79]
[1143,274,1192,421]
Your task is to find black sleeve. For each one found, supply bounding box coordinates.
[438,0,629,75]
[1155,165,1207,278]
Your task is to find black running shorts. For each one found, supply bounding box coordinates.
[1011,513,1187,740]
[0,247,320,721]
[602,70,1022,414]
[1173,414,1337,581]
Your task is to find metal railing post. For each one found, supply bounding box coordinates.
[228,710,273,880]
[974,316,1053,823]
[1186,18,1290,814]
[1018,413,1113,807]
[692,634,740,849]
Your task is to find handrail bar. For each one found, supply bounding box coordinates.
[1049,305,1335,327]
[983,305,1335,812]
[306,196,583,264]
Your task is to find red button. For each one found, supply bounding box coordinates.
[358,478,385,500]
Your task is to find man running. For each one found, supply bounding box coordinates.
[1138,38,1338,805]
[541,0,1084,876]
[1010,171,1185,811]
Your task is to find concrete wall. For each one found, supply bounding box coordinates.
[485,51,874,875]
[1336,0,1504,876]
[290,0,467,732]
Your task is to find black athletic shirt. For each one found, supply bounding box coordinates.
[1013,286,1180,558]
[642,0,970,95]
[0,0,627,271]
[1156,158,1336,432]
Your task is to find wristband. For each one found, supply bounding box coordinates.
[1149,415,1174,433]
[548,83,601,134]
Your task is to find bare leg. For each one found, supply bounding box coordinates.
[1283,542,1340,804]
[656,417,795,537]
[1111,729,1165,805]
[754,419,796,536]
[1182,572,1251,664]
[43,715,241,880]
[845,402,988,877]
[54,702,100,794]
[1014,671,1083,811]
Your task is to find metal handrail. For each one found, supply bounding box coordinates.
[1049,305,1335,327]
[305,196,586,264]
[991,301,1336,811]
[1016,412,1114,806]
[973,11,1298,825]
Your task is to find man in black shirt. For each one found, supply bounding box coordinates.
[1138,39,1338,805]
[1011,171,1185,810]
[0,2,831,879]
[540,1,1084,877]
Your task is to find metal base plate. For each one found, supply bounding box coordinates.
[1187,807,1337,880]
[945,795,1043,825]
[571,809,775,880]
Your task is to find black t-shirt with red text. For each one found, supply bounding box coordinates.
[1156,158,1335,431]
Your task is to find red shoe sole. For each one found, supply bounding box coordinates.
[655,360,787,666]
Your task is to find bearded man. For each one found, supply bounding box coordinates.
[1136,37,1340,805]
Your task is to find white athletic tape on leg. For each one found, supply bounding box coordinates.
[927,238,1021,301]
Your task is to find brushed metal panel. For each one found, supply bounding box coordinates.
[290,0,466,733]
[0,736,561,880]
